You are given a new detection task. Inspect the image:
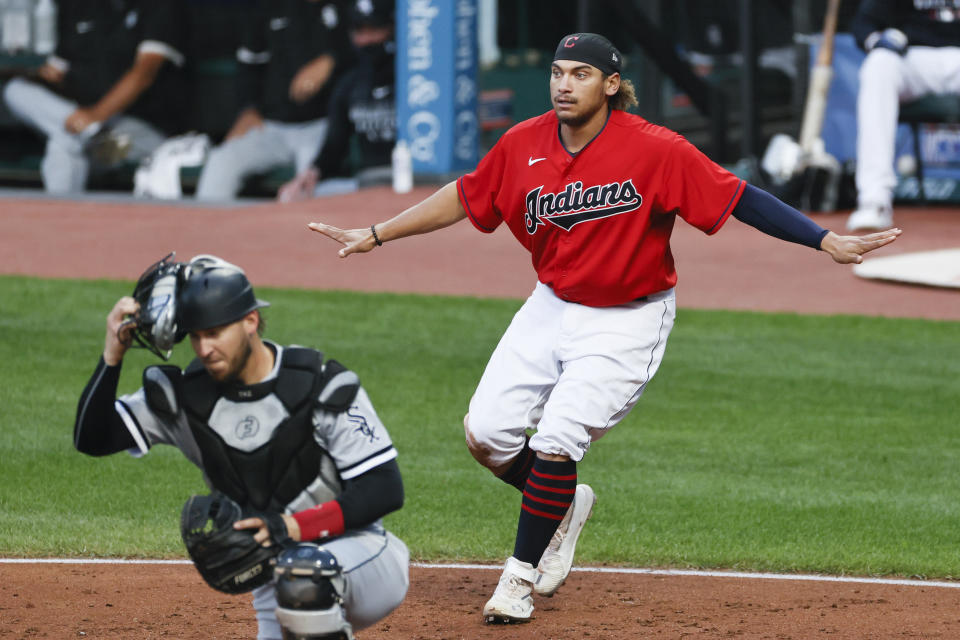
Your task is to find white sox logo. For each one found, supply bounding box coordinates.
[347,406,379,443]
[524,179,642,233]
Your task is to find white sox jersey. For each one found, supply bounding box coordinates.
[112,341,397,512]
[75,339,409,639]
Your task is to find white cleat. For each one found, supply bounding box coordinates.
[482,556,537,624]
[534,484,597,597]
[846,205,893,231]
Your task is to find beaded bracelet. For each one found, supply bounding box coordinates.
[370,224,383,246]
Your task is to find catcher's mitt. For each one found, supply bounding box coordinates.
[180,492,290,594]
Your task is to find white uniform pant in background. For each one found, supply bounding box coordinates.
[468,282,676,465]
[252,525,409,640]
[856,46,960,209]
[311,165,393,197]
[195,118,328,200]
[2,77,165,193]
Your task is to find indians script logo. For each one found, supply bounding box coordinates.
[524,179,643,234]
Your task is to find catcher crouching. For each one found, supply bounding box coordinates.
[74,253,409,640]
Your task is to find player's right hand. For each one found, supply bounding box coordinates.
[234,514,302,545]
[104,296,139,366]
[307,222,378,258]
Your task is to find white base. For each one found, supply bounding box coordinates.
[853,248,960,289]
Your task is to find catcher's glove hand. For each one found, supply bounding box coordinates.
[180,491,292,594]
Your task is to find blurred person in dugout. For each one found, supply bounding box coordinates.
[2,0,188,194]
[195,0,353,201]
[847,0,960,231]
[278,0,397,201]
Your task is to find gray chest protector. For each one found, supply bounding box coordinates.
[147,348,358,512]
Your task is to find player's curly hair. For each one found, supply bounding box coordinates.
[609,77,638,112]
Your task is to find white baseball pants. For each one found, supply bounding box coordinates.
[194,117,328,200]
[468,282,676,465]
[2,77,164,193]
[856,46,960,209]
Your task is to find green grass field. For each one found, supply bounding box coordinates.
[1,275,958,579]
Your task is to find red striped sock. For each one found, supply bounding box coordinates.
[513,457,576,565]
[498,435,536,491]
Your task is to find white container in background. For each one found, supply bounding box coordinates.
[1,0,32,54]
[392,139,413,194]
[33,0,55,55]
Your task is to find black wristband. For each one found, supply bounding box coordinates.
[370,224,382,246]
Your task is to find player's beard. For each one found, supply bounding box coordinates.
[553,97,603,128]
[556,108,591,127]
[210,337,253,385]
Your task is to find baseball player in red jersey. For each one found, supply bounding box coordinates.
[308,33,901,625]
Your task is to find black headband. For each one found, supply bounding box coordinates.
[553,33,622,75]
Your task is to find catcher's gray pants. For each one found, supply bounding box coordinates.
[194,117,328,201]
[2,77,165,193]
[251,524,409,640]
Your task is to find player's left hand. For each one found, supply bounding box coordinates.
[819,228,902,264]
[234,514,301,546]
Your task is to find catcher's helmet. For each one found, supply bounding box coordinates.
[130,252,183,360]
[177,255,269,336]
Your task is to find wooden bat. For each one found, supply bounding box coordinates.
[798,0,842,154]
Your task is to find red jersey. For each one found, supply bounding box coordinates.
[457,109,745,306]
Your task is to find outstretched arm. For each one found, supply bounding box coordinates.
[308,180,467,257]
[732,184,901,264]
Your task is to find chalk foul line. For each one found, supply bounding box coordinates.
[2,558,958,590]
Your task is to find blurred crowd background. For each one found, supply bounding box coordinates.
[0,1,888,202]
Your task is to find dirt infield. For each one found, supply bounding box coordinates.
[4,563,960,639]
[1,189,959,638]
[1,188,958,319]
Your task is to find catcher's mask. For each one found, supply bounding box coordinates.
[176,254,270,338]
[129,252,184,360]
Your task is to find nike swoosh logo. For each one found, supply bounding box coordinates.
[528,157,546,166]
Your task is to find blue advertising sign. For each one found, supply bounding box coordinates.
[396,0,479,174]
